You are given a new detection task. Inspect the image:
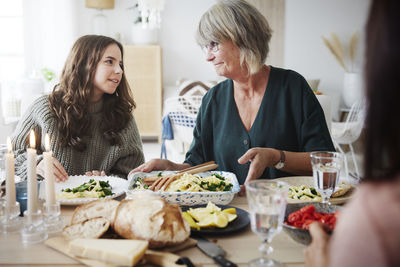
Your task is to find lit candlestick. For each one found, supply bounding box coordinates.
[5,137,16,210]
[43,134,56,206]
[27,130,37,215]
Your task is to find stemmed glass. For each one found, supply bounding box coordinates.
[310,151,342,204]
[246,180,288,267]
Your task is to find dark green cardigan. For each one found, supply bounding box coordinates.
[184,66,335,184]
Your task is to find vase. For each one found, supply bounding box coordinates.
[342,72,363,108]
[131,25,158,45]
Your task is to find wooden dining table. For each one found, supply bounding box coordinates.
[0,195,306,267]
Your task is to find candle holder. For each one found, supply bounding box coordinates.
[21,209,48,244]
[0,200,23,233]
[43,202,64,234]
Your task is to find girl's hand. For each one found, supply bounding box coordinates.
[129,159,183,175]
[305,222,331,267]
[37,157,69,182]
[85,170,106,176]
[237,147,280,195]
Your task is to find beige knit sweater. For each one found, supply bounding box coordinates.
[12,95,144,180]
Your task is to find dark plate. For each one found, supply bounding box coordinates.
[181,204,250,235]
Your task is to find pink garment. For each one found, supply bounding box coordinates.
[330,176,400,267]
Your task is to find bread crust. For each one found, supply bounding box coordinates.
[113,197,190,248]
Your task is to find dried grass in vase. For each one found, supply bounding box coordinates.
[322,32,359,72]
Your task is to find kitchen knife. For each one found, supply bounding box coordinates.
[192,236,237,267]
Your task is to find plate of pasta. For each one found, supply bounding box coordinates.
[39,175,128,205]
[126,171,240,206]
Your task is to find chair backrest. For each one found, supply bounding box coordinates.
[337,98,366,143]
[164,96,203,144]
[164,96,203,116]
[346,99,365,122]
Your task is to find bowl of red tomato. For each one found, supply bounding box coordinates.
[283,203,340,245]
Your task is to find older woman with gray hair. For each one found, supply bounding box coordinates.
[132,0,334,191]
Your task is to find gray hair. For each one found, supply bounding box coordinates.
[196,0,272,75]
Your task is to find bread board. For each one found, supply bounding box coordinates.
[45,236,197,267]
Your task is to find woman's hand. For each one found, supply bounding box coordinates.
[129,159,190,175]
[305,222,331,267]
[237,147,280,195]
[85,170,106,176]
[37,157,68,182]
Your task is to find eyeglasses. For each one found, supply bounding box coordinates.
[202,41,219,54]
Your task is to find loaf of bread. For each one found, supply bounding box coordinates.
[62,217,110,240]
[113,195,190,248]
[68,238,148,266]
[70,199,119,226]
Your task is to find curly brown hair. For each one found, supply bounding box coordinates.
[49,35,136,151]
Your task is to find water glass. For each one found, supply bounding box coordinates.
[246,180,288,267]
[310,151,342,204]
[0,144,6,197]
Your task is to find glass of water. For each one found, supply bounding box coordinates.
[246,180,288,267]
[310,151,342,204]
[0,144,6,198]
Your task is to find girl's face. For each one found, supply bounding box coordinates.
[205,40,242,79]
[91,43,123,102]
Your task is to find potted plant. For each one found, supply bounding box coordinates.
[130,0,164,45]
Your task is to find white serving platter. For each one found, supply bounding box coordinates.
[39,175,128,206]
[126,171,240,206]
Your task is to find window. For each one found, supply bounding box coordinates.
[0,0,24,81]
[0,0,24,120]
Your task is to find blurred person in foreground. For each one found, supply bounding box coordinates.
[305,1,400,266]
[132,0,334,191]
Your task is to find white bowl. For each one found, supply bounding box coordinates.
[126,171,240,206]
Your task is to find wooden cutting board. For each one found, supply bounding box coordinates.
[45,236,197,267]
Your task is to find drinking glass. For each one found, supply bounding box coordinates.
[0,145,6,198]
[246,180,288,267]
[310,151,342,204]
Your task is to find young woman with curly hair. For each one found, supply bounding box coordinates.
[12,35,144,181]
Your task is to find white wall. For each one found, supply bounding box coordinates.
[24,0,79,76]
[31,0,217,90]
[74,0,218,86]
[159,0,218,85]
[284,0,371,119]
[21,0,371,114]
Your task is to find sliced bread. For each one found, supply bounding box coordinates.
[68,238,148,266]
[63,217,110,240]
[70,199,120,226]
[332,183,352,198]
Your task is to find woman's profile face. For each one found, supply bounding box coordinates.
[205,40,242,79]
[91,43,123,102]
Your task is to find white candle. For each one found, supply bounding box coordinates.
[27,130,37,214]
[43,134,56,206]
[5,137,16,210]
